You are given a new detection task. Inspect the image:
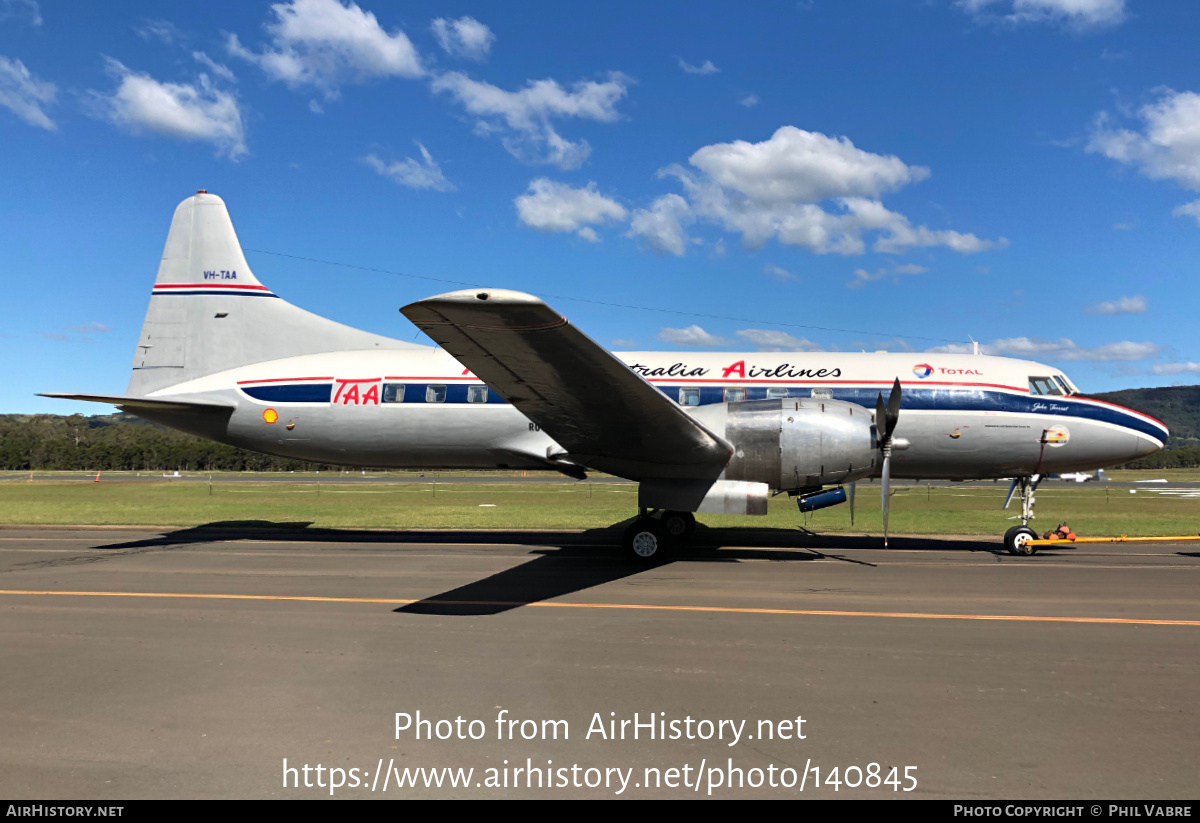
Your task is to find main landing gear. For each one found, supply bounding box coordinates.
[1002,475,1041,556]
[622,509,695,563]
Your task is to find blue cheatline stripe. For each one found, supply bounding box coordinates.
[657,385,1164,442]
[240,384,331,403]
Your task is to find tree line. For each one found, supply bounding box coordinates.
[0,413,335,472]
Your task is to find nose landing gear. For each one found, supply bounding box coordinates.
[1002,475,1041,555]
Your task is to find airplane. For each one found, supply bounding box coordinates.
[1054,470,1106,483]
[42,192,1168,560]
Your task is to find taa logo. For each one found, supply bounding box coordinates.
[912,363,933,379]
[334,378,380,406]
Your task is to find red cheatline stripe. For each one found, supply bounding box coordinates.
[236,377,333,384]
[639,379,1028,390]
[154,283,271,290]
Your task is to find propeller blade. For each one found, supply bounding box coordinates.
[885,377,902,436]
[848,482,856,526]
[875,392,888,440]
[881,454,891,548]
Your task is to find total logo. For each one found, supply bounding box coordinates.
[912,363,983,378]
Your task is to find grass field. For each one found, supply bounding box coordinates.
[1,477,1197,538]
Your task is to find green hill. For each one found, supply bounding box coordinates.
[1089,385,1200,447]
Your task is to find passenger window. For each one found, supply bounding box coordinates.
[426,385,447,403]
[724,387,746,403]
[679,387,700,406]
[1028,376,1063,396]
[766,387,789,399]
[467,385,488,404]
[810,388,833,399]
[382,384,405,403]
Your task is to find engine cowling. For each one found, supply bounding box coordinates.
[690,397,877,490]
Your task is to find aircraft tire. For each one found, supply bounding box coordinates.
[623,519,669,564]
[1003,525,1038,556]
[661,511,696,541]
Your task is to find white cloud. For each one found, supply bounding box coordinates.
[1112,220,1135,230]
[1,0,41,26]
[1085,295,1146,315]
[431,70,629,169]
[957,0,1126,29]
[0,56,55,130]
[515,178,626,240]
[1173,200,1200,226]
[364,143,454,191]
[626,193,694,255]
[927,336,1159,362]
[135,18,182,44]
[847,263,929,289]
[226,0,423,99]
[689,127,927,205]
[65,322,111,334]
[90,58,247,159]
[193,51,237,83]
[1087,89,1200,213]
[764,264,796,281]
[431,16,493,62]
[678,58,718,75]
[737,93,759,108]
[1151,362,1200,375]
[735,329,822,351]
[658,325,733,347]
[645,126,1004,257]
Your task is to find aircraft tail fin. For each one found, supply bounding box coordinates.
[126,191,424,396]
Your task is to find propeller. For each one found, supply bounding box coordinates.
[848,481,856,526]
[875,378,902,548]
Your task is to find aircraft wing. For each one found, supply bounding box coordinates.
[38,393,235,412]
[401,289,732,480]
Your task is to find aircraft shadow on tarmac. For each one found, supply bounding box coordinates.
[88,519,1015,616]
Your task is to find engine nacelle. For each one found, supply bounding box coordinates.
[690,398,877,491]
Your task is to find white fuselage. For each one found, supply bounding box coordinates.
[147,348,1166,481]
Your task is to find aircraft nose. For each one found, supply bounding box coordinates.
[1132,435,1163,459]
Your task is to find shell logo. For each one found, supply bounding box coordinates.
[912,363,933,379]
[262,408,279,425]
[1043,425,1070,447]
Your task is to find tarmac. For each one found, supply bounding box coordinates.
[2,523,1198,799]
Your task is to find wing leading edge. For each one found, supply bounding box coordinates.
[400,289,732,481]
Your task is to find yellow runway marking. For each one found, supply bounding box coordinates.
[1,589,1198,626]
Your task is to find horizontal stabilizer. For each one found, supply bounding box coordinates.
[38,393,234,412]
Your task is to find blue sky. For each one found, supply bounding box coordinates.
[1,0,1198,412]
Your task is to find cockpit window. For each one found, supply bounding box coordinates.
[1055,374,1078,395]
[1028,376,1064,396]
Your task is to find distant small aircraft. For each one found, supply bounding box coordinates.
[1054,469,1106,483]
[43,193,1167,559]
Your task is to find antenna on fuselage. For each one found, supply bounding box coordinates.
[969,336,980,356]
